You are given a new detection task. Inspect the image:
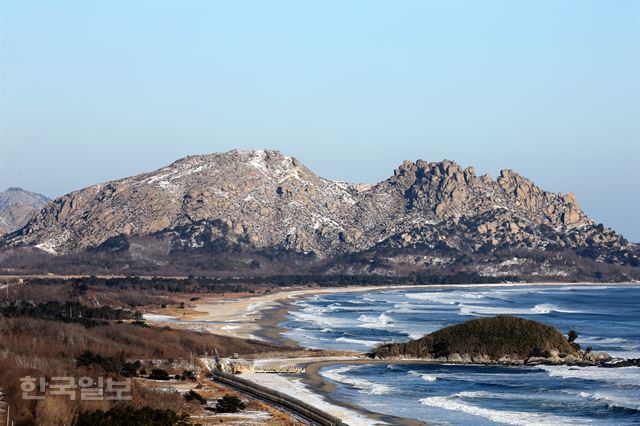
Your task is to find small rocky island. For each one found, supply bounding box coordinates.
[373,316,620,366]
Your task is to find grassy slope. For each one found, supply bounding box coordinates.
[0,317,285,425]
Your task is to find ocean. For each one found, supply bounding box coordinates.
[281,284,640,425]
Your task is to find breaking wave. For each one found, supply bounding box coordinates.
[357,312,394,329]
[322,365,393,395]
[335,337,381,348]
[539,365,640,386]
[408,370,438,382]
[419,395,578,425]
[575,391,640,412]
[405,291,487,305]
[459,303,581,316]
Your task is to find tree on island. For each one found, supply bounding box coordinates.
[567,329,580,351]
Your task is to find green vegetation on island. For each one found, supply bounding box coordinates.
[373,316,610,365]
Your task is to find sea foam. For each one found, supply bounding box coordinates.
[419,395,579,425]
[322,365,392,395]
[539,365,640,386]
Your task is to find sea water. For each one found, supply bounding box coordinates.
[281,285,640,425]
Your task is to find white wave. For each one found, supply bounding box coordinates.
[358,312,395,329]
[289,310,352,328]
[459,303,581,316]
[390,302,451,313]
[408,370,437,382]
[407,332,426,340]
[607,350,640,359]
[532,303,582,313]
[576,391,640,411]
[283,329,324,342]
[539,365,640,386]
[576,335,640,358]
[576,336,629,345]
[320,328,333,333]
[420,396,579,425]
[322,365,392,395]
[455,391,496,398]
[406,291,487,305]
[538,285,613,292]
[335,337,381,347]
[333,306,376,312]
[301,304,340,314]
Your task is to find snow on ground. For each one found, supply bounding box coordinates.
[240,372,383,426]
[250,356,360,369]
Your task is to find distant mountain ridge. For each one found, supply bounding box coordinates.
[1,149,637,280]
[0,188,49,235]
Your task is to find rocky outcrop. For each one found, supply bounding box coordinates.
[0,188,49,235]
[0,149,637,277]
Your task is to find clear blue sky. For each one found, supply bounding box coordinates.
[1,1,638,240]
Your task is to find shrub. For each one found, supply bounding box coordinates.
[0,300,137,327]
[76,351,141,377]
[74,406,193,426]
[148,369,171,381]
[214,395,245,413]
[183,390,206,405]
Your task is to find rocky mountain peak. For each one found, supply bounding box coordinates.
[384,159,589,229]
[1,151,635,279]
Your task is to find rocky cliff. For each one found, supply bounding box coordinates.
[0,188,49,235]
[1,150,637,279]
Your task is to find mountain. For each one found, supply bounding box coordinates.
[0,188,49,235]
[1,150,637,280]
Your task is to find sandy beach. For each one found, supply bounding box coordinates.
[143,286,383,342]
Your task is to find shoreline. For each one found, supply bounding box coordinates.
[144,281,631,342]
[144,282,637,425]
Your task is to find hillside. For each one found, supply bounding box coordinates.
[1,149,638,279]
[374,316,578,361]
[0,188,49,235]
